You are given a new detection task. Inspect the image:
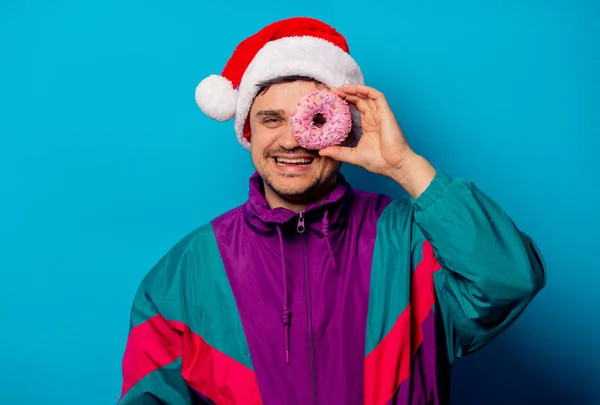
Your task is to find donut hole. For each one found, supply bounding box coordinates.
[313,113,326,128]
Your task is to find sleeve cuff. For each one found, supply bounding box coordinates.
[411,170,452,212]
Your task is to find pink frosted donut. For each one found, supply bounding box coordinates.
[290,89,352,150]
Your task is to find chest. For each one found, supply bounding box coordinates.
[217,224,377,405]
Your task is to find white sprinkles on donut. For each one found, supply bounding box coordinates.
[290,89,353,150]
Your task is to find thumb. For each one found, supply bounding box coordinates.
[319,146,358,165]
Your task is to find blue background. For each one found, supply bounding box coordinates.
[1,1,598,404]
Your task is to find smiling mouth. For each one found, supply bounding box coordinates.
[274,157,315,166]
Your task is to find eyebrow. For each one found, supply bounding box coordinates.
[255,109,286,117]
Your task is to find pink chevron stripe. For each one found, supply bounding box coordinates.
[119,314,261,404]
[120,314,184,400]
[364,240,442,405]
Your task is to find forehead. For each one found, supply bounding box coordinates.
[251,80,327,112]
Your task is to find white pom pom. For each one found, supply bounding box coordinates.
[195,74,238,122]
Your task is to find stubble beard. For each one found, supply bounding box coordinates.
[261,170,324,202]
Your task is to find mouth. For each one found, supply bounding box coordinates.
[274,156,315,166]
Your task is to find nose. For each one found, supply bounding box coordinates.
[278,125,301,150]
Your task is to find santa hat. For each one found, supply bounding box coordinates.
[194,16,365,150]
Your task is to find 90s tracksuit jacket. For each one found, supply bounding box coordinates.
[118,170,546,404]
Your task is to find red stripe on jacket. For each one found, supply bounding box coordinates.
[364,240,442,404]
[119,314,261,404]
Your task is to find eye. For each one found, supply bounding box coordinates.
[262,117,282,126]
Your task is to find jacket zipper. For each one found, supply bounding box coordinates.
[297,212,318,405]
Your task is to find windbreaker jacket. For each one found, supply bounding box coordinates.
[118,170,546,405]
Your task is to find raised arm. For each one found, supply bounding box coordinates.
[411,170,546,363]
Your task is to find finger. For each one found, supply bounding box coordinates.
[345,89,377,112]
[328,87,347,97]
[343,95,370,115]
[366,97,377,112]
[342,84,379,97]
[330,88,370,115]
[318,145,359,165]
[345,93,376,116]
[342,84,390,111]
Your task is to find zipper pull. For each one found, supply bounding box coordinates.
[297,212,305,233]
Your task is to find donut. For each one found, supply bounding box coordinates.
[290,89,352,150]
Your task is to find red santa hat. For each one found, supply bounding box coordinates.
[194,16,364,150]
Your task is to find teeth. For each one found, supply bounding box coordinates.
[276,158,312,164]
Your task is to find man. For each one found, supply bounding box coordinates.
[117,16,546,405]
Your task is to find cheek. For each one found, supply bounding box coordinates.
[249,142,265,165]
[250,124,284,153]
[322,158,341,172]
[249,125,266,155]
[249,132,274,164]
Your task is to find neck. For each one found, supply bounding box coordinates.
[264,176,338,213]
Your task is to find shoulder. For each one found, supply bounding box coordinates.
[137,204,244,298]
[211,203,245,230]
[351,188,430,256]
[349,187,415,229]
[352,188,395,212]
[348,188,397,231]
[137,223,211,285]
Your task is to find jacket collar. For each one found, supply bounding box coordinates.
[242,171,353,235]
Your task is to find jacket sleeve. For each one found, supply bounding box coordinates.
[117,242,195,404]
[411,170,547,364]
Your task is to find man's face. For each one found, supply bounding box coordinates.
[249,80,341,202]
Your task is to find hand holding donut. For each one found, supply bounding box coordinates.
[318,84,437,199]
